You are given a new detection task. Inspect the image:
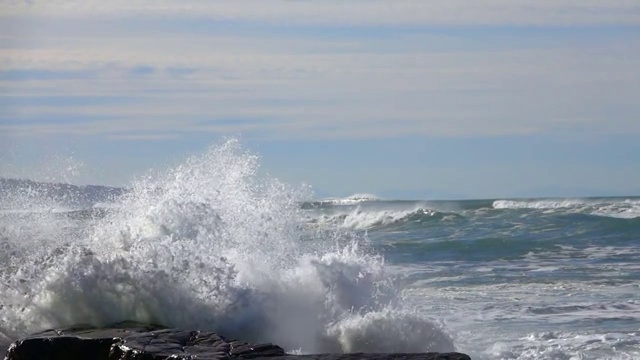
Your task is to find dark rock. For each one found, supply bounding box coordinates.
[255,355,469,360]
[4,321,164,360]
[3,322,471,360]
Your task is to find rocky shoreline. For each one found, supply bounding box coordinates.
[3,321,471,360]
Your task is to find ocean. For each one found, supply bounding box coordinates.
[1,140,639,359]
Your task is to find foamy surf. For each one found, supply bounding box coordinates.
[319,194,382,205]
[0,139,454,354]
[309,207,453,230]
[493,198,640,219]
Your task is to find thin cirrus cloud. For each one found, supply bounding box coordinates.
[1,1,639,142]
[3,1,640,25]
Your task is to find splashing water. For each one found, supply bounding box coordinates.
[0,140,454,353]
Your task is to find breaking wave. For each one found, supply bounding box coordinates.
[318,194,382,205]
[0,140,454,354]
[493,198,640,219]
[309,207,460,230]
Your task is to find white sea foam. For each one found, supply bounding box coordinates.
[591,199,640,219]
[493,198,640,219]
[404,277,640,360]
[320,193,382,205]
[0,140,453,354]
[492,199,591,210]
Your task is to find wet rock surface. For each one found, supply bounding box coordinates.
[3,322,470,360]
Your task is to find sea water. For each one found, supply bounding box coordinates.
[1,140,639,359]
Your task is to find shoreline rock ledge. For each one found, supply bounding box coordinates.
[4,321,471,360]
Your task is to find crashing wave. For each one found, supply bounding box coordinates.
[0,139,454,354]
[310,207,458,230]
[492,198,640,219]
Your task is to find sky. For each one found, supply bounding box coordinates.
[1,1,639,199]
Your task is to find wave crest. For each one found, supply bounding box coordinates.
[493,198,640,219]
[311,207,459,230]
[319,194,382,205]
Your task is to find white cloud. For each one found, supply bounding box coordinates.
[1,1,639,142]
[2,0,640,26]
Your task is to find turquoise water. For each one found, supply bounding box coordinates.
[306,198,640,359]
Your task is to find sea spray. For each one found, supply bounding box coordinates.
[0,139,454,353]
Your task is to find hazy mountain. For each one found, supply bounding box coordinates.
[0,178,125,208]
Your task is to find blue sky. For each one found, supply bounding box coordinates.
[1,1,639,199]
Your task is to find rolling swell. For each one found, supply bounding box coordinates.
[308,207,463,230]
